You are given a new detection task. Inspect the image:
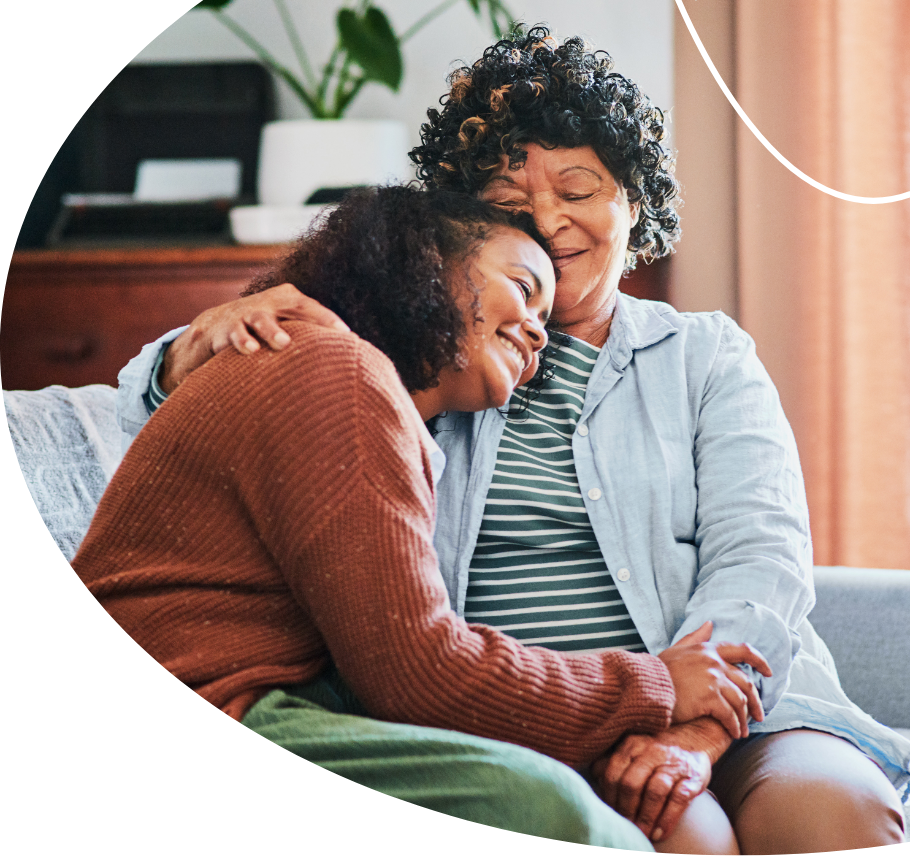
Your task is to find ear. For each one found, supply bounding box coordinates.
[629,199,641,225]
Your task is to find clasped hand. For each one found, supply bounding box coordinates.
[592,730,712,843]
[592,623,771,843]
[658,620,771,739]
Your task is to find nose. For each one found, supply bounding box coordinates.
[530,193,569,239]
[523,313,548,353]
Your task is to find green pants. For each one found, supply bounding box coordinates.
[242,669,652,850]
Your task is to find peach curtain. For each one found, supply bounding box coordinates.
[730,0,910,568]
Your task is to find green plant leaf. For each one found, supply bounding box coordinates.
[337,6,403,91]
[465,0,481,13]
[194,0,234,9]
[483,0,514,38]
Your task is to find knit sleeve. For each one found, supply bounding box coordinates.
[237,330,676,768]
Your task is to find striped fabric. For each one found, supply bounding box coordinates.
[465,336,646,654]
[142,343,170,415]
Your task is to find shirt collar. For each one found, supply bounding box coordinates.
[426,435,447,487]
[605,292,679,371]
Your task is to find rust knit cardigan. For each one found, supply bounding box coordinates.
[73,321,675,768]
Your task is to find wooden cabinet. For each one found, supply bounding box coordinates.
[1,245,670,391]
[1,245,285,390]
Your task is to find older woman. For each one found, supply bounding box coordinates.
[118,29,909,854]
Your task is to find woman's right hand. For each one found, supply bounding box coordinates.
[657,621,772,739]
[159,283,349,394]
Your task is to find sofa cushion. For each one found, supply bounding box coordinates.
[3,384,122,561]
[811,566,910,731]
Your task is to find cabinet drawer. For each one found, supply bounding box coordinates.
[1,281,246,389]
[1,245,285,390]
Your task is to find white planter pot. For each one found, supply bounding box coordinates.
[257,119,411,206]
[229,204,330,245]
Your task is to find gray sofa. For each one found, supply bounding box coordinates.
[4,384,909,830]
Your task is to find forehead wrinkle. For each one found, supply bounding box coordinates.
[484,174,518,186]
[559,165,603,179]
[486,165,603,188]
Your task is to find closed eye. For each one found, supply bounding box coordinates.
[492,199,529,210]
[514,279,532,301]
[481,189,529,210]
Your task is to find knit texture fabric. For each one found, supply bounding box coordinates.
[73,322,675,768]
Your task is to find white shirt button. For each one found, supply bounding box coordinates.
[587,487,602,501]
[617,568,631,582]
[577,424,589,437]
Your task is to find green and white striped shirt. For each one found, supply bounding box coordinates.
[465,335,646,654]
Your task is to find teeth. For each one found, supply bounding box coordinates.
[499,335,529,370]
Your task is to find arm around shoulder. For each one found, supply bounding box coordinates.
[116,325,187,454]
[116,285,351,455]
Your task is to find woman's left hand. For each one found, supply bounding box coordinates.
[592,733,712,843]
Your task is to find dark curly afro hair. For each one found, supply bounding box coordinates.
[410,25,681,270]
[243,185,551,394]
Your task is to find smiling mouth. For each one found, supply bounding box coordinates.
[550,249,586,268]
[498,334,531,373]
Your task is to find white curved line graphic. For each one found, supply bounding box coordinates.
[675,0,910,204]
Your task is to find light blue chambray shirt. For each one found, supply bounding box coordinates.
[430,294,910,797]
[116,295,909,797]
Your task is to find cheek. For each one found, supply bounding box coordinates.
[518,354,540,387]
[463,329,490,361]
[575,192,626,237]
[552,262,597,307]
[590,211,631,261]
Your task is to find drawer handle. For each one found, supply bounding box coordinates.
[43,337,96,363]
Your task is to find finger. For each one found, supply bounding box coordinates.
[651,775,704,843]
[634,768,677,840]
[600,758,631,808]
[245,312,292,350]
[617,756,661,821]
[590,755,610,796]
[719,680,749,737]
[600,743,639,807]
[724,665,765,723]
[716,641,772,677]
[746,682,764,723]
[673,621,713,647]
[209,327,231,356]
[226,325,261,355]
[705,692,742,740]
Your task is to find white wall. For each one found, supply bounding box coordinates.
[133,0,675,156]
